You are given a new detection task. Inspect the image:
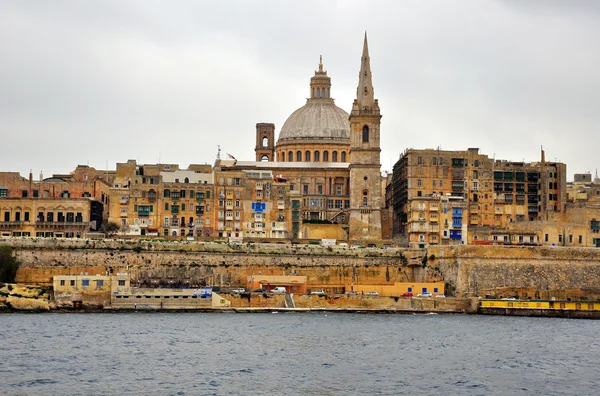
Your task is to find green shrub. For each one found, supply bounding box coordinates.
[0,246,20,283]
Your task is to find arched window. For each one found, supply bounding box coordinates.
[262,137,269,148]
[323,151,329,162]
[341,151,347,162]
[317,87,320,98]
[305,151,311,162]
[288,151,293,162]
[184,177,189,184]
[164,189,171,198]
[261,155,269,162]
[296,151,302,162]
[321,88,325,98]
[314,151,320,162]
[312,88,315,98]
[362,125,369,143]
[363,196,368,206]
[332,151,338,162]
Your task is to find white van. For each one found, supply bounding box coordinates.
[271,287,286,294]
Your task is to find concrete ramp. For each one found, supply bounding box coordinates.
[285,293,296,308]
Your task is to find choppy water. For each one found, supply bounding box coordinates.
[0,312,598,395]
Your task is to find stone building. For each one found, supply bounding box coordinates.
[392,148,567,247]
[0,166,109,237]
[219,33,386,242]
[108,160,215,238]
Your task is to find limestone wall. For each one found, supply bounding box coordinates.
[428,245,600,299]
[3,238,427,288]
[5,239,600,301]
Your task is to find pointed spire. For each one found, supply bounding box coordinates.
[319,55,323,72]
[355,31,375,110]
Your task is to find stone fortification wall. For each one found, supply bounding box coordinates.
[2,239,427,288]
[428,245,600,299]
[5,239,600,300]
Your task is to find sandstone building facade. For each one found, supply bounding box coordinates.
[0,166,109,237]
[392,148,568,248]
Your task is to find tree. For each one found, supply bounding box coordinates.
[0,246,20,283]
[101,221,120,237]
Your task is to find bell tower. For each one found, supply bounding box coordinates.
[255,123,275,162]
[348,32,383,242]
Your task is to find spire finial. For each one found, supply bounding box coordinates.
[355,31,374,108]
[319,55,323,72]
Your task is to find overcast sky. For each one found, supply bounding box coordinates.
[1,1,599,180]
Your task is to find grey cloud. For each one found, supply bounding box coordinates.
[0,0,598,178]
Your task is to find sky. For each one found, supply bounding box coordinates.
[1,0,599,180]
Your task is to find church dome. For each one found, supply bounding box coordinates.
[278,101,350,143]
[277,57,350,144]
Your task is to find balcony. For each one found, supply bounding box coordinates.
[272,222,286,231]
[138,209,150,216]
[429,205,439,211]
[277,200,285,210]
[0,221,24,228]
[225,214,233,221]
[120,197,129,204]
[34,222,90,229]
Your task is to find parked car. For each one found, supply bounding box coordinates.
[310,289,326,295]
[417,292,433,297]
[231,288,246,293]
[271,287,286,293]
[345,290,359,295]
[252,288,266,293]
[501,296,517,300]
[401,292,413,297]
[435,294,446,298]
[366,291,380,296]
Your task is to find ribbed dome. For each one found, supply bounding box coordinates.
[278,101,350,143]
